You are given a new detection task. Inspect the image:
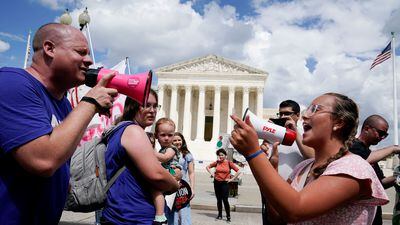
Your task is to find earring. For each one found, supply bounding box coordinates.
[333,127,337,131]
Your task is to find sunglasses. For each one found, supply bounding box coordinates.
[371,126,388,139]
[277,111,295,117]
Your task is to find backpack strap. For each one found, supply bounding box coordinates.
[102,121,134,144]
[101,121,134,192]
[105,166,126,192]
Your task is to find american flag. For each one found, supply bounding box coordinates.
[370,42,391,70]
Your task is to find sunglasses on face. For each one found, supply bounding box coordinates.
[371,126,388,139]
[277,111,295,117]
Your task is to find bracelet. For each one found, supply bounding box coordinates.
[245,149,264,162]
[81,97,110,116]
[81,96,102,109]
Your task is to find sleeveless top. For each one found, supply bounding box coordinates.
[102,122,155,225]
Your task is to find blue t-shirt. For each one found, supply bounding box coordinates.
[0,67,72,225]
[178,153,194,183]
[102,122,155,225]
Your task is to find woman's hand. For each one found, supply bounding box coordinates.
[229,114,260,157]
[284,116,297,132]
[190,191,196,200]
[206,165,214,178]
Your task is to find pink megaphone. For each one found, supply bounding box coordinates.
[243,108,296,146]
[85,68,152,106]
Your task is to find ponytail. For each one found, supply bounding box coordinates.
[311,147,347,177]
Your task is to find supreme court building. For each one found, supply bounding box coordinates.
[154,54,399,174]
[155,55,268,162]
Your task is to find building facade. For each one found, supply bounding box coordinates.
[155,55,268,163]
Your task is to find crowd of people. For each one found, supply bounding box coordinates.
[0,22,399,225]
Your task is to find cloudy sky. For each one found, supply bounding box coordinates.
[1,0,400,148]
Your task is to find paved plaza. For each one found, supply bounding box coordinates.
[60,209,262,225]
[60,171,398,224]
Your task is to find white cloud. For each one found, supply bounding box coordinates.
[60,0,400,146]
[64,0,253,67]
[0,40,10,53]
[384,8,400,33]
[0,32,25,42]
[247,0,400,146]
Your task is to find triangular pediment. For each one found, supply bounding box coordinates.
[156,54,266,75]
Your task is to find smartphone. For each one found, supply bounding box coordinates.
[270,118,288,127]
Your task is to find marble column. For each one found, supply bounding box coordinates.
[196,86,205,140]
[170,85,178,124]
[212,86,221,140]
[157,84,165,119]
[227,86,235,133]
[183,85,192,139]
[242,86,249,116]
[256,87,264,118]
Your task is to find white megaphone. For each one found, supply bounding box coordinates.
[243,108,296,146]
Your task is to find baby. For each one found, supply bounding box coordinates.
[151,118,181,224]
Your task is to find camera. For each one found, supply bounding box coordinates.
[269,118,288,127]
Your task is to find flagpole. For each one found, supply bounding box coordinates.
[85,24,96,65]
[23,30,31,68]
[392,32,399,145]
[126,57,131,74]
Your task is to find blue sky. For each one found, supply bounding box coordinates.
[2,0,400,146]
[1,1,399,69]
[0,1,63,68]
[181,0,256,19]
[2,0,399,70]
[0,0,259,69]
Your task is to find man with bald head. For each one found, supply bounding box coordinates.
[0,23,118,225]
[349,114,400,225]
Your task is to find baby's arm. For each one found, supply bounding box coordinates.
[154,147,176,163]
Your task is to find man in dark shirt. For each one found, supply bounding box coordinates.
[349,115,400,225]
